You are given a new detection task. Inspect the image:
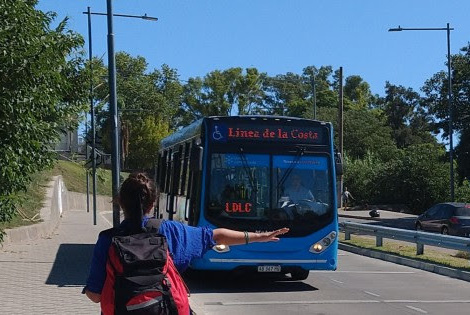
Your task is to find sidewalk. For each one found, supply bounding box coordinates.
[0,176,205,315]
[0,208,109,314]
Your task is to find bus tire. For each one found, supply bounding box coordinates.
[290,269,309,281]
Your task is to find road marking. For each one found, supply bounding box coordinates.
[204,300,470,307]
[330,279,344,284]
[406,306,428,313]
[384,300,470,303]
[100,211,113,227]
[205,300,380,306]
[363,291,380,297]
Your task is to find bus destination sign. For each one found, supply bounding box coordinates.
[210,123,327,144]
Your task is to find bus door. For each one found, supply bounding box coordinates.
[186,141,203,226]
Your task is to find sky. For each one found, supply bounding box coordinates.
[36,0,470,98]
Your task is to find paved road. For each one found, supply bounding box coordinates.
[187,250,470,315]
[339,208,418,230]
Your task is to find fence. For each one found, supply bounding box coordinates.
[340,221,470,255]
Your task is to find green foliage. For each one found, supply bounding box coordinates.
[343,152,387,205]
[456,128,470,184]
[455,180,470,203]
[390,144,449,213]
[91,53,182,169]
[179,67,259,124]
[0,1,86,222]
[377,82,435,149]
[127,117,170,170]
[344,144,450,213]
[319,107,398,161]
[421,44,470,183]
[342,75,375,110]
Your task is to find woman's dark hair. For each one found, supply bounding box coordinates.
[117,172,157,229]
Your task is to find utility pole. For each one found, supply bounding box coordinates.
[338,67,344,209]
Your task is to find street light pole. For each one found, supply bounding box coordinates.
[106,0,120,227]
[446,23,454,201]
[389,23,455,201]
[311,73,317,120]
[83,5,158,227]
[86,6,98,225]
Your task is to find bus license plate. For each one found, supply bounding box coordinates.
[257,265,281,273]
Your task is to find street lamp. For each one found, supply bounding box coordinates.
[389,23,455,201]
[311,73,317,120]
[83,4,158,227]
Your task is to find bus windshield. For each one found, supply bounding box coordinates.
[206,152,333,235]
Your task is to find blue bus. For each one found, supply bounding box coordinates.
[155,115,342,280]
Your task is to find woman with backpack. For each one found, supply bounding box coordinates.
[83,172,289,314]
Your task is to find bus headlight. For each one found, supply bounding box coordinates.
[309,231,337,254]
[213,244,230,253]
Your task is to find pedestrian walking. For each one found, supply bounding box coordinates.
[342,186,355,210]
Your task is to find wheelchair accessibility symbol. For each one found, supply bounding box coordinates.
[212,125,226,141]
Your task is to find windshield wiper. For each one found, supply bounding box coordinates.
[238,147,258,195]
[275,147,305,198]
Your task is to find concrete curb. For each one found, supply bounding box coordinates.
[189,297,205,315]
[339,242,470,282]
[2,176,67,246]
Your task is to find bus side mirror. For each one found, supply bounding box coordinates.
[335,152,343,176]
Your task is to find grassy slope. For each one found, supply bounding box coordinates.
[1,160,122,229]
[340,233,470,271]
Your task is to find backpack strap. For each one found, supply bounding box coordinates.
[145,218,163,232]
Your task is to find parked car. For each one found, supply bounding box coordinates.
[415,203,470,237]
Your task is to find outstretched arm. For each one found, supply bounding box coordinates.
[213,228,289,246]
[84,290,101,303]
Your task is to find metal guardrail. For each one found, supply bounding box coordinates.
[340,221,470,255]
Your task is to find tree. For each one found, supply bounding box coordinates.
[384,144,449,213]
[91,53,182,169]
[260,66,339,118]
[342,75,375,110]
[318,107,397,161]
[378,82,435,148]
[0,1,87,223]
[179,68,263,125]
[127,117,170,170]
[455,127,470,183]
[422,43,470,185]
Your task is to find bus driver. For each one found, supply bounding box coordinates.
[284,174,314,203]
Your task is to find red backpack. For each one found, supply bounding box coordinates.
[100,219,190,315]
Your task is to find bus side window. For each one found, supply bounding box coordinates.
[180,142,190,195]
[165,149,172,194]
[160,151,168,193]
[171,149,182,198]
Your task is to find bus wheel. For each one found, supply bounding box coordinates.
[290,269,309,281]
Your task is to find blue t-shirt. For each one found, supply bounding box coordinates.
[84,219,216,294]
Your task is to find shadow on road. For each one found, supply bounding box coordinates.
[183,270,318,294]
[46,244,94,287]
